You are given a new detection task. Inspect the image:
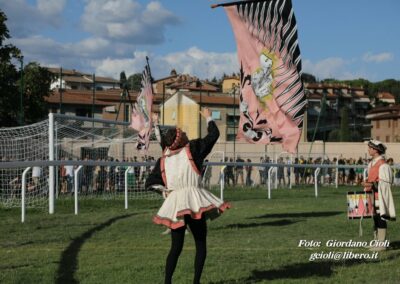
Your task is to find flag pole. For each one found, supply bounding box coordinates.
[211,0,267,9]
[146,56,154,93]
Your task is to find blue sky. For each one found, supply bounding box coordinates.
[1,0,399,82]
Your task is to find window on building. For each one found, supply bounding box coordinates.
[394,119,398,128]
[226,127,237,142]
[226,114,239,141]
[388,120,391,128]
[74,109,92,126]
[376,120,380,129]
[211,111,221,120]
[76,108,91,117]
[386,136,390,142]
[376,136,380,141]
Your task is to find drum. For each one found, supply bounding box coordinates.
[347,191,374,219]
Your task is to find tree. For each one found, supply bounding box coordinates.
[119,71,127,89]
[127,73,142,91]
[339,106,350,142]
[343,78,371,88]
[327,129,340,142]
[0,9,22,126]
[350,130,362,142]
[22,62,53,124]
[321,78,339,84]
[0,10,53,126]
[301,73,317,83]
[372,79,400,104]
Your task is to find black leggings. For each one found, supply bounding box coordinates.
[373,214,387,229]
[165,215,207,284]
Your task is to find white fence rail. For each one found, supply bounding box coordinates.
[2,159,400,222]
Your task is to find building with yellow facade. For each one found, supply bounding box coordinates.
[160,91,239,142]
[161,92,200,139]
[222,76,240,93]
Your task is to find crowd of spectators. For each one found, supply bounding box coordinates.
[217,155,400,188]
[58,155,156,195]
[1,153,400,200]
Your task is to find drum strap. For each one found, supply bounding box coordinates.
[358,192,368,237]
[359,215,364,237]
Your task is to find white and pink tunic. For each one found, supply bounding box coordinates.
[153,145,230,229]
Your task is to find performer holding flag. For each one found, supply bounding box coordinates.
[146,107,230,284]
[213,0,306,153]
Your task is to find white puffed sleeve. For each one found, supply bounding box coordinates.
[378,163,396,220]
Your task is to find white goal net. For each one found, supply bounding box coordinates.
[0,120,49,208]
[52,114,162,200]
[0,114,167,209]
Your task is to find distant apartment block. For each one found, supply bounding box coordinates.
[367,105,400,142]
[47,67,120,91]
[45,67,398,143]
[305,83,372,141]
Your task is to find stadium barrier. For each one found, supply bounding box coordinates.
[2,114,400,222]
[4,159,400,223]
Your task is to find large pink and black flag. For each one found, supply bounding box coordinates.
[130,57,154,151]
[216,0,306,153]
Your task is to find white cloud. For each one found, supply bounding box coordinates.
[302,56,387,81]
[81,0,180,44]
[303,57,346,80]
[37,0,66,16]
[9,30,237,80]
[10,35,123,72]
[0,0,66,36]
[11,33,137,60]
[9,27,387,82]
[362,52,393,63]
[69,37,112,57]
[11,36,67,59]
[91,52,149,78]
[91,47,239,80]
[163,47,238,79]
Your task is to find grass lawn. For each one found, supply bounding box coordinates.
[1,186,400,284]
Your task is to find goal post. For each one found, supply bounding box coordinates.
[49,112,55,214]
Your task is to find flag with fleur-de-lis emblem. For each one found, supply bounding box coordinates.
[221,0,306,153]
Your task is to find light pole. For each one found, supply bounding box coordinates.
[59,67,63,114]
[232,84,238,159]
[92,73,95,122]
[19,56,24,125]
[162,82,165,125]
[198,80,203,137]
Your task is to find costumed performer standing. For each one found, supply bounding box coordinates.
[364,139,396,251]
[145,107,230,284]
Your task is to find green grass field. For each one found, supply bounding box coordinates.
[1,186,400,284]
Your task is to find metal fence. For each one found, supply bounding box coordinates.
[2,159,400,223]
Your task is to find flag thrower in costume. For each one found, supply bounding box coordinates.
[130,57,154,151]
[213,0,306,153]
